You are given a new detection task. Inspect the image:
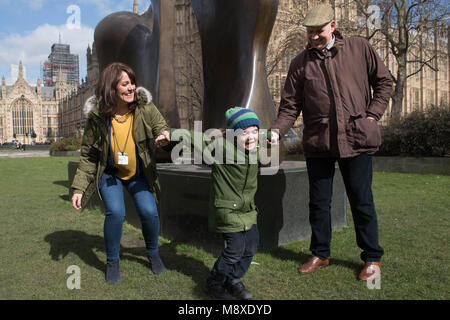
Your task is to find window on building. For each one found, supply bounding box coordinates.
[379,48,385,60]
[12,96,34,136]
[426,89,434,106]
[442,61,447,80]
[441,92,448,106]
[344,0,350,21]
[414,89,419,111]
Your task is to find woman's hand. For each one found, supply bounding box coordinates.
[155,130,170,148]
[72,193,83,210]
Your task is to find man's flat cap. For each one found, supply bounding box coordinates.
[303,4,334,27]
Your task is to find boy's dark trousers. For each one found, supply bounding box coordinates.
[209,224,259,282]
[306,153,384,262]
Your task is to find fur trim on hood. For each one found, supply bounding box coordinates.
[83,86,153,116]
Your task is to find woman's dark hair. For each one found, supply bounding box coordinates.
[95,62,138,117]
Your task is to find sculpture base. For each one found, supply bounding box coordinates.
[68,161,348,254]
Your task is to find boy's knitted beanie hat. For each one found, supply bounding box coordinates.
[225,107,260,130]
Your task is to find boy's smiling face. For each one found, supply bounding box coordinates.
[237,126,259,151]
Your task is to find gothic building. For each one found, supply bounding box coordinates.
[0,62,65,144]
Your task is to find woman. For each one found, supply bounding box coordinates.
[71,62,170,284]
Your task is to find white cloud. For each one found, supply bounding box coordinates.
[0,23,94,84]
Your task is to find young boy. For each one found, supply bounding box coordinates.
[205,107,261,300]
[171,107,263,299]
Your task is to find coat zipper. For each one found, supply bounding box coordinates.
[239,159,251,231]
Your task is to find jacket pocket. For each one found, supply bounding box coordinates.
[351,116,381,148]
[214,199,243,211]
[302,117,330,153]
[213,199,243,226]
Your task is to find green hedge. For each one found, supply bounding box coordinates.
[378,105,450,157]
[49,136,82,152]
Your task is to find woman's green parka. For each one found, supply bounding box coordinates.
[71,87,169,209]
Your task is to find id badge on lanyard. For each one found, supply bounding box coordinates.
[118,152,129,165]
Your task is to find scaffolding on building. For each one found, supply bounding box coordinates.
[42,43,79,87]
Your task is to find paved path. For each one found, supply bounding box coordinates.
[0,150,50,158]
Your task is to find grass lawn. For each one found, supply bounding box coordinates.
[0,157,449,300]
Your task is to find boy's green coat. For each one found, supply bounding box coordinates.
[71,87,169,209]
[173,129,259,233]
[210,158,259,233]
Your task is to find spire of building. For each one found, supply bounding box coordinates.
[56,67,64,83]
[36,77,41,95]
[1,75,5,97]
[18,61,24,79]
[133,0,139,14]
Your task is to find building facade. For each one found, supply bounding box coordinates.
[58,43,98,138]
[0,62,63,144]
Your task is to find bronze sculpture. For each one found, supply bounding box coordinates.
[191,0,278,130]
[95,0,278,131]
[94,4,159,102]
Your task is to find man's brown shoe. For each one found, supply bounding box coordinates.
[359,262,381,281]
[298,256,329,274]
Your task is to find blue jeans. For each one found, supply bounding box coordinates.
[99,172,160,262]
[306,153,384,262]
[208,224,259,282]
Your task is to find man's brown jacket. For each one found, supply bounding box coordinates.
[271,31,393,158]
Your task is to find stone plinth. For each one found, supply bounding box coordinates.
[68,161,347,253]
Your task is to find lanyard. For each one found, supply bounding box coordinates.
[112,114,133,154]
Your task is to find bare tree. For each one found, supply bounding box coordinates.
[266,0,311,78]
[353,0,449,121]
[266,0,449,122]
[175,42,204,129]
[174,0,204,129]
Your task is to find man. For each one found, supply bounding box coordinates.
[270,4,392,281]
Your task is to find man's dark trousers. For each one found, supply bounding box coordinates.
[306,152,384,262]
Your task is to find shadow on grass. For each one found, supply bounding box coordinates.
[263,246,363,279]
[54,180,70,201]
[44,230,210,298]
[53,180,69,188]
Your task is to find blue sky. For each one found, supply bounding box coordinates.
[0,0,151,85]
